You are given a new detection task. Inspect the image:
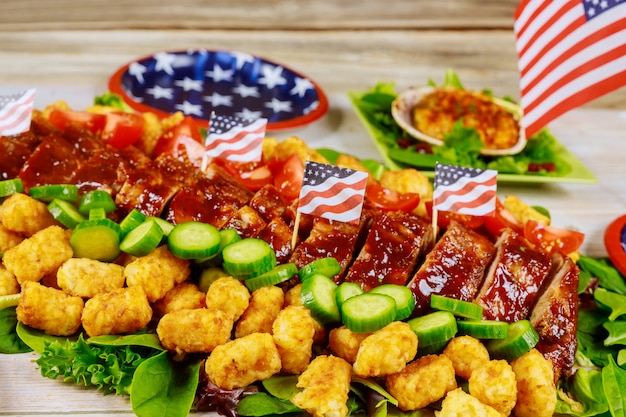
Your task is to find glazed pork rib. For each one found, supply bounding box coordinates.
[529,253,579,381]
[474,228,553,322]
[406,221,496,315]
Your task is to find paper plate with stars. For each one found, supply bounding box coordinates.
[108,49,329,131]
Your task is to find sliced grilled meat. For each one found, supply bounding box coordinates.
[343,210,433,290]
[0,131,42,180]
[407,220,496,315]
[18,134,82,189]
[249,184,289,222]
[474,229,552,322]
[258,216,294,264]
[222,206,267,238]
[530,253,579,381]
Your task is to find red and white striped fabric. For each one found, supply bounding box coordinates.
[433,163,497,216]
[515,0,626,138]
[204,113,267,162]
[0,88,36,136]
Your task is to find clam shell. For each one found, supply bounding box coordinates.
[391,86,527,156]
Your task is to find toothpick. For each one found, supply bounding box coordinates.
[431,206,439,245]
[291,210,301,251]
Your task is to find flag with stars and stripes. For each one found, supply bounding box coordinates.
[297,161,368,224]
[204,113,267,162]
[515,0,626,138]
[433,163,497,216]
[0,89,36,136]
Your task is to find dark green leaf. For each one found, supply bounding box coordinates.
[578,307,610,336]
[261,375,300,401]
[237,392,302,416]
[602,355,626,417]
[16,322,76,354]
[555,368,609,416]
[595,288,626,321]
[579,256,626,295]
[88,333,164,351]
[94,93,133,111]
[603,320,626,347]
[0,307,32,353]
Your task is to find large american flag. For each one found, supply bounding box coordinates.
[515,0,626,138]
[0,89,36,136]
[433,164,497,216]
[297,161,368,224]
[204,113,267,162]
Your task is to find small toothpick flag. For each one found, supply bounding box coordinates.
[433,163,497,217]
[0,88,36,136]
[204,113,267,162]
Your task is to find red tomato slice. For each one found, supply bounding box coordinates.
[366,183,420,212]
[524,219,585,255]
[604,214,626,277]
[424,201,484,230]
[153,116,208,161]
[101,112,144,149]
[217,159,273,191]
[273,153,304,201]
[481,197,524,237]
[48,109,106,134]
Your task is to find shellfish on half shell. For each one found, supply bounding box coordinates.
[391,86,527,156]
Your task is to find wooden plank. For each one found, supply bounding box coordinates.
[0,0,519,30]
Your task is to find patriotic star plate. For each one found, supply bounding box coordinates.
[108,50,328,131]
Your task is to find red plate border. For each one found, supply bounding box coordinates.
[604,214,626,277]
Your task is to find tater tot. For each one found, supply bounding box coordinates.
[3,225,73,284]
[204,276,250,322]
[291,355,352,417]
[157,308,233,355]
[511,349,556,417]
[205,332,282,390]
[386,354,457,411]
[0,223,23,252]
[443,335,491,380]
[0,265,19,295]
[328,325,371,364]
[57,258,125,298]
[353,321,417,377]
[235,285,284,338]
[16,281,83,336]
[469,360,517,416]
[379,168,433,217]
[272,305,316,374]
[81,286,152,337]
[124,245,190,302]
[0,193,59,237]
[153,282,206,318]
[284,284,327,344]
[436,388,504,417]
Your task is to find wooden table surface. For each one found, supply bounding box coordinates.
[1,1,625,416]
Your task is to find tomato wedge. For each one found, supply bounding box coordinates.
[524,219,585,255]
[365,183,420,212]
[481,197,524,237]
[424,201,484,230]
[101,112,144,149]
[217,159,273,191]
[272,153,305,201]
[153,116,207,161]
[48,109,106,134]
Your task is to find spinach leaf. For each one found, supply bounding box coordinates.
[88,332,164,351]
[594,288,626,321]
[556,368,609,416]
[237,392,302,416]
[16,322,74,354]
[602,355,626,417]
[603,320,626,347]
[130,351,201,417]
[261,375,300,401]
[579,256,626,295]
[0,307,31,353]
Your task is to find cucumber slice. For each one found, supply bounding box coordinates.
[119,208,146,237]
[0,293,20,310]
[194,228,242,268]
[370,284,416,320]
[0,178,23,197]
[244,263,298,291]
[417,339,450,356]
[48,198,86,229]
[222,238,276,279]
[167,221,221,260]
[78,190,116,215]
[88,207,107,220]
[197,266,229,292]
[407,311,458,348]
[335,282,364,309]
[120,218,163,257]
[487,319,539,361]
[70,218,121,261]
[457,319,509,339]
[147,216,175,236]
[298,257,342,280]
[29,184,79,203]
[300,273,341,326]
[341,293,396,333]
[430,294,483,320]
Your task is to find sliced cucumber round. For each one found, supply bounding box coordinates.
[335,281,364,310]
[78,190,116,215]
[119,208,146,237]
[167,221,221,260]
[430,294,483,320]
[222,238,276,279]
[245,263,298,292]
[29,184,79,203]
[370,284,416,321]
[147,216,175,237]
[70,218,121,261]
[407,310,458,348]
[457,319,509,339]
[298,257,342,280]
[487,319,539,362]
[120,218,163,257]
[341,292,396,333]
[0,178,23,197]
[300,273,341,326]
[88,207,107,220]
[48,198,86,229]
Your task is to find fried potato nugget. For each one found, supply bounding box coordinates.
[386,354,457,411]
[81,286,152,337]
[469,360,517,416]
[379,168,433,217]
[0,193,59,237]
[57,258,125,298]
[284,284,327,344]
[205,332,282,390]
[353,321,417,377]
[204,276,250,322]
[3,225,73,285]
[0,265,19,296]
[511,349,556,417]
[270,136,329,165]
[0,223,23,252]
[436,388,504,417]
[124,245,190,302]
[153,282,206,318]
[17,281,83,336]
[157,307,233,355]
[291,355,352,417]
[272,305,316,374]
[328,325,371,364]
[235,285,284,338]
[443,335,490,380]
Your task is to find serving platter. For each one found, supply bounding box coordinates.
[108,49,329,131]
